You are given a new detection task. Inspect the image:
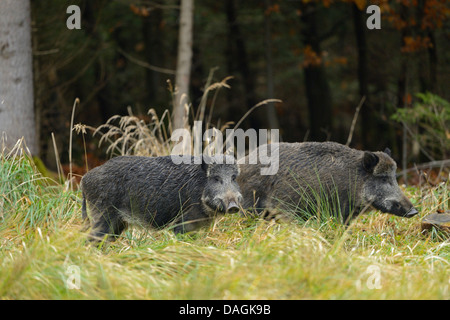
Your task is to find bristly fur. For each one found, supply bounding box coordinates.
[81,155,242,241]
[238,142,417,223]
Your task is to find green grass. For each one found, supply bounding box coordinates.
[0,152,449,300]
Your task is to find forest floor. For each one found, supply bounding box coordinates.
[0,151,449,300]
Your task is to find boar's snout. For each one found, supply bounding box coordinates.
[384,196,419,218]
[404,207,419,218]
[225,192,243,214]
[226,200,240,213]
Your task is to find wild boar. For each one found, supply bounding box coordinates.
[81,154,242,241]
[238,142,418,223]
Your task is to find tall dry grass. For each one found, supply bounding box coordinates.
[88,73,280,159]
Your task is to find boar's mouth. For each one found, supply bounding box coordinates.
[403,207,419,218]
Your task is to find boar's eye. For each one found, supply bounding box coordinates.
[213,176,222,183]
[380,176,390,183]
[231,174,237,181]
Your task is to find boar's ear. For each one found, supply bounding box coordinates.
[384,147,392,157]
[363,151,379,173]
[201,156,209,173]
[201,161,208,173]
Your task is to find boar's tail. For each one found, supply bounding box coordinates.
[81,194,88,221]
[80,193,92,233]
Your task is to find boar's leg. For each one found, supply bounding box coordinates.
[172,206,213,234]
[88,208,128,242]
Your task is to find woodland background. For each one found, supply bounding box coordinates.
[5,0,450,175]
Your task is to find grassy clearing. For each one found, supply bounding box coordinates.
[0,147,449,300]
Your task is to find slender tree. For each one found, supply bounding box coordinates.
[352,3,375,148]
[225,0,260,129]
[264,0,280,130]
[173,0,194,130]
[299,1,333,141]
[0,0,37,154]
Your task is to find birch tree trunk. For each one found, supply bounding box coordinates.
[172,0,194,131]
[0,0,37,154]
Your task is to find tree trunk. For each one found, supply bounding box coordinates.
[417,0,438,94]
[397,2,411,109]
[173,0,194,131]
[0,0,37,154]
[397,2,411,171]
[300,2,333,141]
[353,4,373,148]
[225,0,260,129]
[264,0,280,130]
[143,8,165,110]
[427,30,437,93]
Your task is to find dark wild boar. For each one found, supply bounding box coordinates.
[81,154,242,241]
[238,142,418,223]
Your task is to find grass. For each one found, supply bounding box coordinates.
[1,143,449,300]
